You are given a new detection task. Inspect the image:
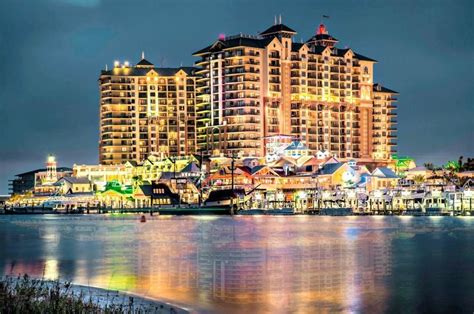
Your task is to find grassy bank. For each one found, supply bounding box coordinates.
[0,275,172,313]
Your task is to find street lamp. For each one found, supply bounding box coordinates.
[313,164,323,211]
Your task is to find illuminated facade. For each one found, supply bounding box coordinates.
[99,54,198,165]
[193,22,398,161]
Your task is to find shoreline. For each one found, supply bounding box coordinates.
[3,275,192,313]
[1,208,470,217]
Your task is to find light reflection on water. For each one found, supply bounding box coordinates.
[0,215,473,313]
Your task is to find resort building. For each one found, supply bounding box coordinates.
[99,54,198,165]
[193,21,397,162]
[9,156,72,195]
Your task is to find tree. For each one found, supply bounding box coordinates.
[412,175,425,185]
[458,156,464,171]
[424,163,434,171]
[444,160,460,172]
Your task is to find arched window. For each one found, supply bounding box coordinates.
[364,66,369,75]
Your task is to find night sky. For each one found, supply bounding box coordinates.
[0,0,473,194]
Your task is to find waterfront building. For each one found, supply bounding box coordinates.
[363,167,399,191]
[193,21,397,162]
[73,163,134,190]
[99,54,198,165]
[54,177,93,194]
[8,156,72,195]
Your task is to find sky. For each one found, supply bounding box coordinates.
[0,0,473,194]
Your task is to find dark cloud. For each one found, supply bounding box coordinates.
[0,0,473,194]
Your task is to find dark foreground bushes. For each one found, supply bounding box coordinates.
[0,274,147,313]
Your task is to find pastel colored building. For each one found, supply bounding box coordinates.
[193,21,397,162]
[98,54,198,165]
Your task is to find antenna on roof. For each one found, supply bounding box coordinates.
[141,51,145,59]
[180,61,183,67]
[274,15,277,25]
[279,14,282,24]
[105,64,108,71]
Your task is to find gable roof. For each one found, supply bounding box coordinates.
[180,161,200,173]
[260,23,297,35]
[297,156,323,167]
[125,160,139,167]
[321,156,340,165]
[373,83,398,94]
[56,177,91,185]
[193,36,275,55]
[250,165,280,177]
[372,167,399,179]
[291,42,305,52]
[249,165,265,175]
[270,156,299,167]
[284,140,309,151]
[136,58,154,66]
[306,33,338,43]
[319,163,344,175]
[101,66,197,77]
[354,52,377,62]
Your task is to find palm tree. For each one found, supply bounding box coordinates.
[131,175,143,191]
[444,160,460,172]
[423,163,434,171]
[413,175,425,185]
[458,156,464,171]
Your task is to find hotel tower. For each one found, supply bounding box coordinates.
[193,22,397,161]
[98,55,198,165]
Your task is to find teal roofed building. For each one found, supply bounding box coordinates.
[283,141,310,159]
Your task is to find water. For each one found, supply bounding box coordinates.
[0,215,473,313]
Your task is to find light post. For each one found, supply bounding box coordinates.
[230,153,236,215]
[313,165,322,211]
[198,149,204,207]
[168,156,179,207]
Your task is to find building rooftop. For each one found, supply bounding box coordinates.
[56,177,91,185]
[319,163,344,175]
[372,167,399,179]
[14,167,72,177]
[284,141,308,151]
[193,36,273,55]
[193,24,377,64]
[260,23,297,36]
[373,83,398,94]
[101,66,198,77]
[354,52,377,62]
[136,58,154,67]
[306,33,339,44]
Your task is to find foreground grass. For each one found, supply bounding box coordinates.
[0,274,154,313]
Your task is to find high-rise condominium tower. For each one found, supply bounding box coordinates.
[193,22,397,161]
[99,55,197,165]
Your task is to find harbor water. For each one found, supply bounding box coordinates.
[0,215,473,313]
